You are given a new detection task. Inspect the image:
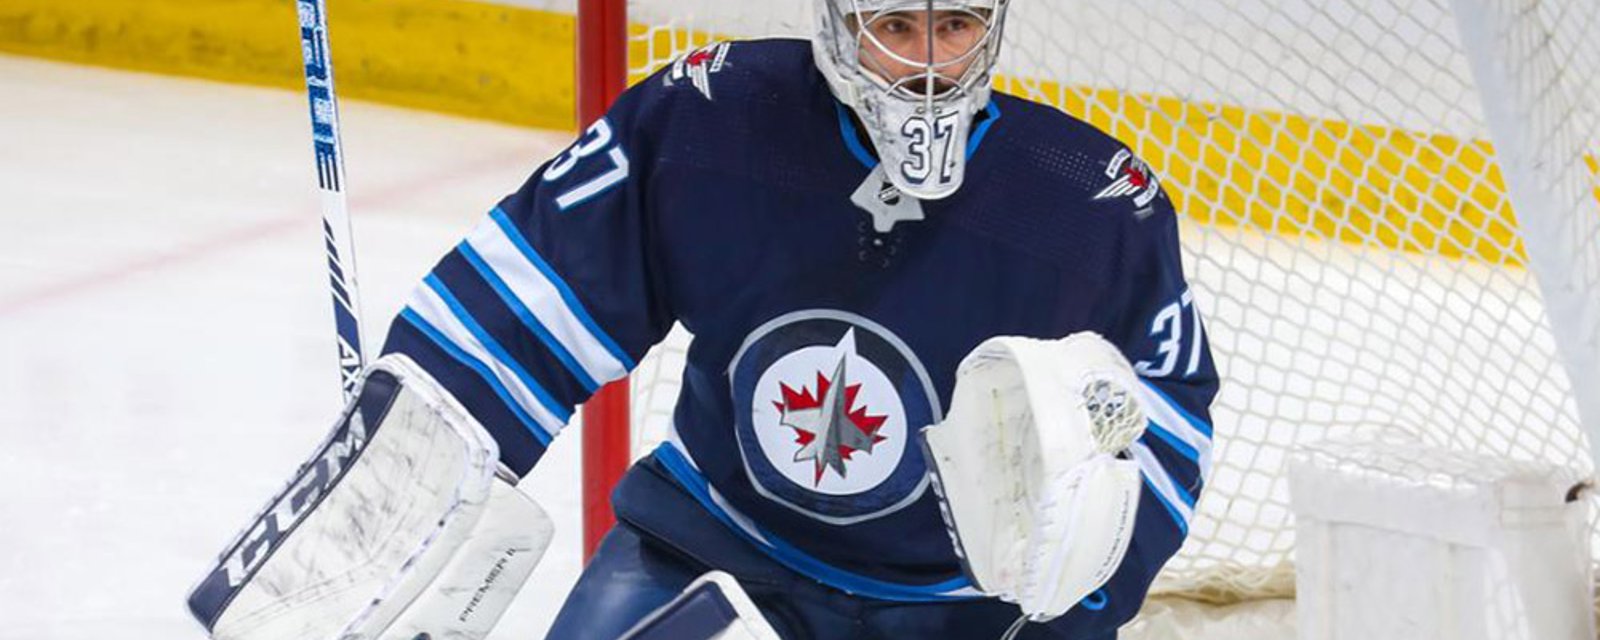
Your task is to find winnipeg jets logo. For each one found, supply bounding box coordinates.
[775,352,889,485]
[665,42,731,101]
[730,311,941,524]
[1093,148,1162,211]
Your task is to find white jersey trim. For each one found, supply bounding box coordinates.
[465,208,632,386]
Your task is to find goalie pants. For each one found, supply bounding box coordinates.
[545,455,1116,640]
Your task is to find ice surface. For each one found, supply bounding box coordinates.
[0,54,583,639]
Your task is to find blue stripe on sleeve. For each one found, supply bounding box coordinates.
[457,243,602,393]
[398,309,554,446]
[424,275,573,425]
[1141,438,1201,509]
[1141,381,1214,439]
[488,207,637,370]
[1142,476,1190,535]
[1144,419,1200,463]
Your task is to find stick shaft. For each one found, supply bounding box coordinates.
[297,0,367,401]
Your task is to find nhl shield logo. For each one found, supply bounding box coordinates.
[729,310,942,525]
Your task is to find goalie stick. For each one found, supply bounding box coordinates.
[297,0,367,400]
[184,4,550,638]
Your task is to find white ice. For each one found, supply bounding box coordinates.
[0,54,586,639]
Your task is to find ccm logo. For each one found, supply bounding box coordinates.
[222,412,370,587]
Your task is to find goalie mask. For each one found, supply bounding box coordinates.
[814,0,1011,200]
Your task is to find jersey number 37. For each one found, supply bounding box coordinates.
[1135,288,1206,379]
[544,118,632,211]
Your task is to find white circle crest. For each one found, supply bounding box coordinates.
[749,330,907,496]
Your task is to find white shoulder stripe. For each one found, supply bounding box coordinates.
[464,216,630,386]
[406,284,569,439]
[1130,442,1195,527]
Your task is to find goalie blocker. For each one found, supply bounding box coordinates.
[186,355,553,640]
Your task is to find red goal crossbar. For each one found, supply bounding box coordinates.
[576,0,629,563]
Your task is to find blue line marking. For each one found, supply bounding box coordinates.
[653,444,978,602]
[399,310,553,446]
[488,208,637,370]
[459,243,602,393]
[833,102,880,170]
[425,275,573,426]
[965,100,1001,158]
[1140,380,1214,439]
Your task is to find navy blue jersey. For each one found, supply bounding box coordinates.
[383,39,1217,633]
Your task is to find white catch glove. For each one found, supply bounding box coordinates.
[921,332,1147,622]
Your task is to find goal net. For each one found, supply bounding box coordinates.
[600,0,1600,618]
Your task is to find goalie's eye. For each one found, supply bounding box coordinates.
[937,14,980,37]
[877,15,915,36]
[859,10,988,64]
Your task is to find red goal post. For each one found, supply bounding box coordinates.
[576,0,628,562]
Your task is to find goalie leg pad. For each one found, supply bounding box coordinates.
[187,355,552,640]
[374,478,552,640]
[921,333,1146,622]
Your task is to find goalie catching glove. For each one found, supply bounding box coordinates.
[186,355,553,640]
[920,333,1148,622]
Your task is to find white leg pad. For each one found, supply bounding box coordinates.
[187,355,553,640]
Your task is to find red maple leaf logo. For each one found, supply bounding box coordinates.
[773,370,889,483]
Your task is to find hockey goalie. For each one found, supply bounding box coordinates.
[188,1,1217,638]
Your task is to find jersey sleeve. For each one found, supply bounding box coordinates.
[380,72,680,477]
[1049,152,1221,634]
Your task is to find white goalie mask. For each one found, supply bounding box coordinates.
[814,0,1010,200]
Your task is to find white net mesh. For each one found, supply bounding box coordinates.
[618,0,1600,609]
